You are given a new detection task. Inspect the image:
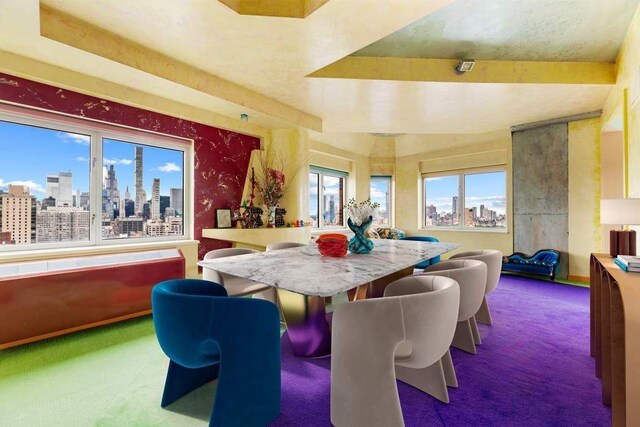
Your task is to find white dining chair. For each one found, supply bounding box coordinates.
[265,241,306,251]
[331,275,460,427]
[450,249,502,325]
[202,248,276,303]
[420,259,487,352]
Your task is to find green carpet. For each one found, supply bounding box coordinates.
[0,316,214,426]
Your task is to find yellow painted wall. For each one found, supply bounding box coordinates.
[394,131,514,258]
[309,139,371,203]
[601,4,640,249]
[568,118,602,279]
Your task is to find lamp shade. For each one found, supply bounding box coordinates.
[600,198,640,225]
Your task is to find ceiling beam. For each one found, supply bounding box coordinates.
[308,56,616,85]
[219,0,329,18]
[40,4,322,132]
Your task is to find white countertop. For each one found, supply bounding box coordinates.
[198,239,459,297]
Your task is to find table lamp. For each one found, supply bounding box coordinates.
[600,198,640,257]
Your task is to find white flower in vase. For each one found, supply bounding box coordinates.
[345,198,380,226]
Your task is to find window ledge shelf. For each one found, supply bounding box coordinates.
[0,239,199,263]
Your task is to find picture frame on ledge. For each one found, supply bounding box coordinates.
[215,208,232,229]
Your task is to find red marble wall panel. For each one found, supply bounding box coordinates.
[0,73,260,259]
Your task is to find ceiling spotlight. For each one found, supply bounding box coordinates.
[454,59,475,75]
[240,113,249,122]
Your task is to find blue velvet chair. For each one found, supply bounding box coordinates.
[151,279,281,427]
[401,236,441,269]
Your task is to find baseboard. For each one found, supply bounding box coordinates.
[568,275,589,284]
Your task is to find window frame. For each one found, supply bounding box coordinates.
[0,104,192,253]
[309,166,347,229]
[421,167,507,232]
[370,175,393,227]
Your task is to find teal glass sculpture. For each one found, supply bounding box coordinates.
[347,216,374,254]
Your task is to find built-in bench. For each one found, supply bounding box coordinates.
[0,249,185,349]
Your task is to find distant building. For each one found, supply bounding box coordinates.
[0,185,36,244]
[164,207,177,218]
[36,206,90,243]
[452,196,458,217]
[160,195,170,216]
[170,188,183,214]
[41,196,56,210]
[118,217,144,236]
[151,178,160,220]
[135,146,144,215]
[124,199,135,217]
[79,192,90,210]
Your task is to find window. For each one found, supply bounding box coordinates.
[423,170,506,230]
[370,176,392,226]
[0,107,189,251]
[309,167,347,228]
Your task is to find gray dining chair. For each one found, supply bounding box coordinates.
[331,275,460,427]
[450,249,502,325]
[421,259,487,352]
[202,248,276,303]
[265,241,306,251]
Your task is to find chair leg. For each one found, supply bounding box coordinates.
[161,360,219,407]
[396,359,450,403]
[475,296,493,325]
[451,319,477,354]
[441,350,458,388]
[470,316,482,345]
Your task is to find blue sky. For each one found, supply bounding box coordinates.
[425,171,506,215]
[370,178,390,212]
[0,120,183,199]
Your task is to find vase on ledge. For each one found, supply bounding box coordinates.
[347,216,374,254]
[267,206,277,228]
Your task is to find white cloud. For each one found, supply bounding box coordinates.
[76,156,89,162]
[0,179,46,194]
[57,132,90,146]
[157,162,181,173]
[104,157,133,166]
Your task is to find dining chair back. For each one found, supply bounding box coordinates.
[449,249,502,325]
[151,279,281,427]
[265,241,306,251]
[421,259,487,353]
[202,248,273,299]
[331,275,459,427]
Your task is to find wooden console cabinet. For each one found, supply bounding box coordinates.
[590,253,640,426]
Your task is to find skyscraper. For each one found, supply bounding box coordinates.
[151,178,160,220]
[45,175,59,201]
[46,172,73,206]
[170,188,183,215]
[58,172,73,206]
[104,165,121,220]
[135,146,144,215]
[1,185,36,244]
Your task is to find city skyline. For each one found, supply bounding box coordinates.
[424,172,507,216]
[0,121,184,199]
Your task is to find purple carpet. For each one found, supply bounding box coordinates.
[270,275,610,426]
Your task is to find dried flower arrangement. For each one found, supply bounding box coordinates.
[345,198,380,226]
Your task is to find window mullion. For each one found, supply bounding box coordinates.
[92,131,104,246]
[459,173,464,228]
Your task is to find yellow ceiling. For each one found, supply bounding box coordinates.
[0,0,631,135]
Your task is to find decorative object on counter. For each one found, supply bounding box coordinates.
[232,208,243,228]
[367,227,406,240]
[242,206,263,229]
[317,233,348,257]
[345,198,379,254]
[255,146,307,227]
[275,207,286,227]
[600,198,640,257]
[215,208,232,228]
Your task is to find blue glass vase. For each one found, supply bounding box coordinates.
[347,216,374,254]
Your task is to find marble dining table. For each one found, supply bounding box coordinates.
[198,239,459,357]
